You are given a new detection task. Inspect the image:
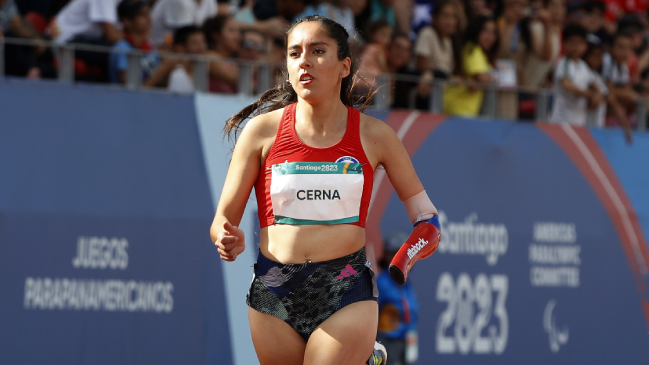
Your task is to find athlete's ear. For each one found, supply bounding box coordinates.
[340,56,351,78]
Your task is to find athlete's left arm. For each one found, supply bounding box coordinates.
[361,115,441,284]
[360,114,428,206]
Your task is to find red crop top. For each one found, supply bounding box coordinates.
[254,103,374,228]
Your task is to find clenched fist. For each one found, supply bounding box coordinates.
[214,221,245,262]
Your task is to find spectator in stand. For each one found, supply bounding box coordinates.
[0,0,51,78]
[376,232,420,365]
[582,34,633,142]
[521,0,563,89]
[251,0,307,23]
[109,0,177,87]
[616,13,645,78]
[150,0,217,47]
[203,14,241,94]
[549,24,604,126]
[391,0,414,36]
[52,0,123,81]
[296,0,358,39]
[451,0,468,32]
[358,19,393,92]
[604,0,649,24]
[566,1,614,45]
[414,0,459,109]
[583,35,609,127]
[587,0,614,45]
[387,32,419,109]
[602,31,639,123]
[495,0,528,120]
[463,0,493,19]
[239,28,265,61]
[216,0,231,15]
[168,25,208,93]
[238,28,267,94]
[443,15,498,116]
[234,0,289,40]
[53,0,122,45]
[368,0,397,29]
[15,0,70,19]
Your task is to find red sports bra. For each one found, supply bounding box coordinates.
[254,103,374,228]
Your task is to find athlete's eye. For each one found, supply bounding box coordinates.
[314,48,325,54]
[289,51,299,58]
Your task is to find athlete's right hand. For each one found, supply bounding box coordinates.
[215,221,245,262]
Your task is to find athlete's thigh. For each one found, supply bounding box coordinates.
[248,307,306,365]
[303,300,379,365]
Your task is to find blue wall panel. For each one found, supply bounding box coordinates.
[375,116,649,363]
[1,79,648,364]
[0,79,232,365]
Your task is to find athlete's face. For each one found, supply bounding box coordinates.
[286,22,351,102]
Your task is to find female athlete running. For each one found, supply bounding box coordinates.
[211,15,440,365]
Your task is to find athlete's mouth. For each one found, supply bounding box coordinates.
[299,73,314,84]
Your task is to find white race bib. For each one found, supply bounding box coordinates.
[270,162,364,225]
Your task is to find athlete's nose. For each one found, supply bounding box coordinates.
[298,54,312,69]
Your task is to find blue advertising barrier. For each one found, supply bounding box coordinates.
[0,79,232,365]
[367,111,649,364]
[1,79,648,364]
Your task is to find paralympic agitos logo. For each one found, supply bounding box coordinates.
[407,238,429,259]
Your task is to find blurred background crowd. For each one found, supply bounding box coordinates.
[2,0,649,131]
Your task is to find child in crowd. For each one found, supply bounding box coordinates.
[167,26,208,93]
[110,0,176,87]
[549,24,603,126]
[443,15,498,116]
[603,31,638,110]
[583,35,634,142]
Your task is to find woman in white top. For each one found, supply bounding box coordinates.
[414,0,459,108]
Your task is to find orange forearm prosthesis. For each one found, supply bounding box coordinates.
[389,216,441,285]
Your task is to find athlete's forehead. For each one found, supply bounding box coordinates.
[287,22,335,50]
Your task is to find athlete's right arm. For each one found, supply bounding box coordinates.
[210,113,277,262]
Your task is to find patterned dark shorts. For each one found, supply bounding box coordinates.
[247,247,378,340]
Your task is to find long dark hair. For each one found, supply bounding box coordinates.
[224,15,372,142]
[203,14,231,50]
[462,15,498,65]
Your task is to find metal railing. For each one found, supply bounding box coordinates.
[0,36,281,94]
[371,72,647,130]
[1,36,646,130]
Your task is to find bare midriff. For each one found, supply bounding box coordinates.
[259,224,366,264]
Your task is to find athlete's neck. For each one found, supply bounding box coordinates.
[295,98,347,136]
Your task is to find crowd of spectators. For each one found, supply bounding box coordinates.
[1,0,649,133]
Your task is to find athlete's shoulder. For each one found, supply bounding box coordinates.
[359,112,397,140]
[241,107,285,140]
